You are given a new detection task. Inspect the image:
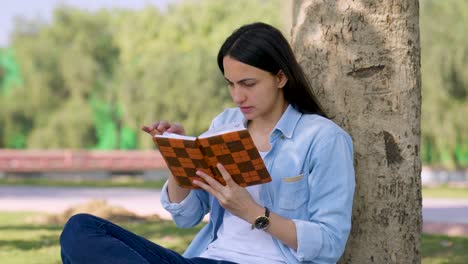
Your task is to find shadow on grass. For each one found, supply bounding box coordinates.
[0,224,63,231]
[422,234,468,264]
[0,234,59,250]
[121,220,205,253]
[0,217,203,254]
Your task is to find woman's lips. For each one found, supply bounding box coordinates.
[240,106,253,114]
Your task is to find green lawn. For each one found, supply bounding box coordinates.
[422,234,468,264]
[422,185,468,199]
[0,212,467,264]
[0,211,204,264]
[0,177,167,189]
[2,178,468,200]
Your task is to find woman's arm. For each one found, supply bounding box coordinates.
[292,133,355,262]
[243,203,298,250]
[193,164,299,249]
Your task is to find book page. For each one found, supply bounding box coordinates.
[199,123,246,139]
[155,132,196,140]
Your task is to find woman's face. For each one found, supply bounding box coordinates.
[223,56,288,123]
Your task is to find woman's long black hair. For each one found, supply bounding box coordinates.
[217,22,327,117]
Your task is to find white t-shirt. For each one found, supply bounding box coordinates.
[199,152,285,264]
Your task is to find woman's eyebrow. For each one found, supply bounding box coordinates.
[224,77,256,83]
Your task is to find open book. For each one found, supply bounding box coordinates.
[152,124,271,189]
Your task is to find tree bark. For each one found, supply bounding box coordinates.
[291,1,422,263]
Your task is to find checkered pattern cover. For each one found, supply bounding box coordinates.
[153,129,271,189]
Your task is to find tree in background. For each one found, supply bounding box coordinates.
[0,0,281,149]
[420,0,468,169]
[292,0,421,262]
[0,48,23,148]
[0,0,465,170]
[113,0,281,148]
[2,9,116,149]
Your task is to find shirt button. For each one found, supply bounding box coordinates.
[280,135,285,140]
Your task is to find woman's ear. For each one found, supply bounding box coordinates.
[276,70,288,88]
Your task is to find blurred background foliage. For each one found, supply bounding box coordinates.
[420,0,468,169]
[0,0,281,150]
[0,0,466,169]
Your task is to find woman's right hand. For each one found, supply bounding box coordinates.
[142,121,190,203]
[141,121,186,136]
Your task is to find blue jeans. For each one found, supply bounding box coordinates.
[60,213,236,264]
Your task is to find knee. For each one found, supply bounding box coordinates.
[60,213,97,248]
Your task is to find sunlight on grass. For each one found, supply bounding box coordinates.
[0,211,203,264]
[422,185,468,199]
[0,177,166,189]
[0,211,467,263]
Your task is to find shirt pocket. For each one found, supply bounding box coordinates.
[278,174,308,210]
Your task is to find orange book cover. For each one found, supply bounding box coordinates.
[153,126,271,189]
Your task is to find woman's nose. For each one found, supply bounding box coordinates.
[231,87,246,104]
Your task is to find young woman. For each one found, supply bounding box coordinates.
[60,22,355,264]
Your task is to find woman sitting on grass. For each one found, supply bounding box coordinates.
[60,22,355,264]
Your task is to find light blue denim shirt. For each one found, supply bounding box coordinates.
[160,105,355,264]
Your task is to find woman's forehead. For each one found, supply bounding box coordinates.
[223,56,269,80]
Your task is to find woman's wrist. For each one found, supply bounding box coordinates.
[167,176,190,203]
[243,203,265,225]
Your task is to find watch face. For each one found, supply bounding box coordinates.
[254,216,270,230]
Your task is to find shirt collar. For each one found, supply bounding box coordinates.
[273,104,302,139]
[240,104,302,139]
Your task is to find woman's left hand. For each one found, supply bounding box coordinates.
[193,163,261,221]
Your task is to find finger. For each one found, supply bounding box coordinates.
[196,170,225,192]
[150,121,161,130]
[166,122,184,134]
[157,121,171,132]
[141,125,160,136]
[193,177,222,198]
[141,125,151,133]
[217,163,237,187]
[166,123,179,132]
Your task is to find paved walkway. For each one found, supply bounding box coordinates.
[1,186,468,236]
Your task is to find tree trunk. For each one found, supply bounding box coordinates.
[291,1,422,263]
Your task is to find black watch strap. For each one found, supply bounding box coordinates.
[264,206,270,217]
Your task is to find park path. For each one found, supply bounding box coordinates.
[1,186,467,236]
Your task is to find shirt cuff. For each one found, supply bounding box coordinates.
[291,219,323,261]
[160,180,199,217]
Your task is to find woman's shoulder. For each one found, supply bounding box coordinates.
[297,113,352,145]
[210,107,244,127]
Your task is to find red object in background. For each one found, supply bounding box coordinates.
[0,150,166,172]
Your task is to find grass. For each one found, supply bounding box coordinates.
[2,178,468,199]
[422,234,468,264]
[0,211,204,264]
[0,177,167,189]
[422,185,468,199]
[1,178,467,262]
[0,212,467,264]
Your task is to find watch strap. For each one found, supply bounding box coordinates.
[264,206,270,217]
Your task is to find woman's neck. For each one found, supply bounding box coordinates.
[247,102,289,135]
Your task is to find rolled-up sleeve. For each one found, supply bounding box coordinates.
[160,181,210,228]
[292,133,355,263]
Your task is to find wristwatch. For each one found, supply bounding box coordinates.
[252,207,270,230]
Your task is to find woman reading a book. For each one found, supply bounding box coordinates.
[60,22,355,264]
